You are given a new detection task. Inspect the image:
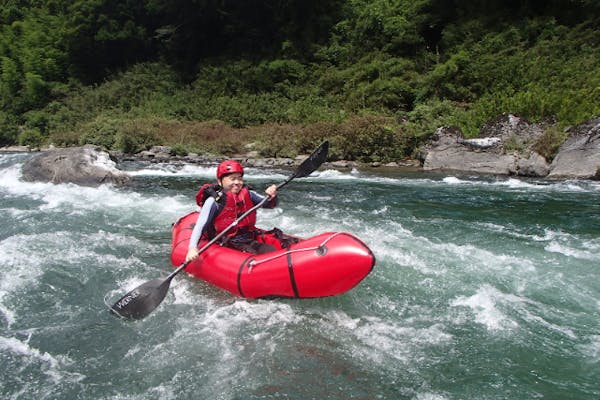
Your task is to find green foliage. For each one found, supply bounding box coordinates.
[1,0,600,165]
[400,99,464,149]
[329,115,406,162]
[82,63,180,114]
[64,0,153,81]
[252,59,308,93]
[418,16,600,136]
[78,116,121,149]
[169,143,189,157]
[503,135,527,155]
[23,110,50,134]
[254,124,304,158]
[0,7,70,113]
[317,53,418,112]
[419,49,476,101]
[0,57,21,106]
[0,111,19,146]
[533,126,568,162]
[17,127,44,147]
[116,119,160,153]
[321,0,429,60]
[246,116,408,163]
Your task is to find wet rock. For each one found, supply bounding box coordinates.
[22,145,131,186]
[516,152,551,177]
[422,126,518,175]
[548,116,600,179]
[0,145,31,152]
[423,114,554,177]
[328,160,359,168]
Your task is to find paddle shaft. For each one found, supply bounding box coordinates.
[110,141,328,319]
[167,193,274,281]
[169,172,299,280]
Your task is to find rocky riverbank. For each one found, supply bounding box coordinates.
[421,114,600,180]
[113,114,600,180]
[4,114,600,186]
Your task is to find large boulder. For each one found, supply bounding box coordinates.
[422,125,518,175]
[422,114,552,177]
[22,145,131,186]
[516,152,551,177]
[548,117,600,179]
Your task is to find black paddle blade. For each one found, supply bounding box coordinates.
[295,141,329,178]
[110,278,172,320]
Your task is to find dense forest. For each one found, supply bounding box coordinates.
[1,0,599,162]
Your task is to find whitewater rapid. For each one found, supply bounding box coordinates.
[1,153,599,399]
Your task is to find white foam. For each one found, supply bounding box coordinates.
[128,164,216,177]
[416,393,450,400]
[0,234,46,328]
[127,162,290,181]
[439,175,599,193]
[91,149,120,172]
[202,300,302,331]
[327,312,452,365]
[451,285,519,331]
[545,241,600,261]
[371,205,389,215]
[0,162,190,222]
[443,176,464,185]
[520,309,577,340]
[0,335,85,384]
[0,163,24,191]
[2,229,154,327]
[310,168,359,180]
[171,280,199,306]
[0,302,15,327]
[141,299,307,371]
[578,335,600,362]
[497,178,537,189]
[305,193,333,201]
[450,285,579,340]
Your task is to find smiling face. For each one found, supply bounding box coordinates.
[218,172,244,194]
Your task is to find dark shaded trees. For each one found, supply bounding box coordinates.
[1,0,600,148]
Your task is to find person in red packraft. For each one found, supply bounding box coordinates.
[186,160,278,261]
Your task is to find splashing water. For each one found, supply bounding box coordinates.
[1,154,599,399]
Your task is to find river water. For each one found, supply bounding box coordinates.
[1,152,599,399]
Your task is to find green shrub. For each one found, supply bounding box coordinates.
[533,126,568,161]
[402,99,463,137]
[23,110,50,134]
[17,127,44,147]
[0,112,19,146]
[47,129,80,147]
[503,135,527,154]
[78,116,121,149]
[330,115,404,162]
[170,143,189,156]
[251,59,307,93]
[254,124,302,158]
[114,119,160,154]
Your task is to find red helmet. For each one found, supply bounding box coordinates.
[216,160,244,179]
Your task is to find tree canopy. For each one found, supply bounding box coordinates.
[1,0,599,157]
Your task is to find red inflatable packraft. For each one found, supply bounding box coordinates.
[171,212,375,298]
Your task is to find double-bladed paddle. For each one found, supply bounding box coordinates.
[109,141,329,320]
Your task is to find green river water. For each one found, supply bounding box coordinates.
[1,152,599,399]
